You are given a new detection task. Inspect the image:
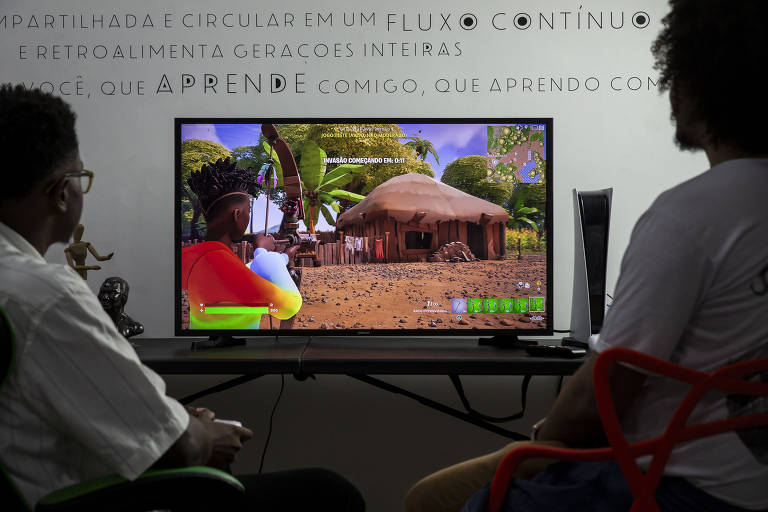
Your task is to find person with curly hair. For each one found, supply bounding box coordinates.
[406,2,768,511]
[182,157,302,330]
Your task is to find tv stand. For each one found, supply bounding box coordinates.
[478,335,539,349]
[190,335,247,351]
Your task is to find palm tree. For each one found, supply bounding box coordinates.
[506,187,539,260]
[402,132,439,164]
[265,140,365,233]
[180,140,231,239]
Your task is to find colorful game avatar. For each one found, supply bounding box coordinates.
[181,158,301,330]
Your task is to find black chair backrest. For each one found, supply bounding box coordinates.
[0,306,32,511]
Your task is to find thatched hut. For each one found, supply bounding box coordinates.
[336,174,508,262]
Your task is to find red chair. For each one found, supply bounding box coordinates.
[488,347,768,512]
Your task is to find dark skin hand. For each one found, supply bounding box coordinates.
[186,406,254,471]
[152,414,212,469]
[537,353,647,446]
[198,415,254,471]
[186,406,215,421]
[154,407,253,471]
[253,233,299,261]
[253,233,276,251]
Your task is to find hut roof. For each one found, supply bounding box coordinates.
[336,173,509,228]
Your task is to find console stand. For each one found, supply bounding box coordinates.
[478,335,539,349]
[191,335,247,351]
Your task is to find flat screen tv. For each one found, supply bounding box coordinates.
[175,118,552,337]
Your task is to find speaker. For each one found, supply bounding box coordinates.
[569,188,612,343]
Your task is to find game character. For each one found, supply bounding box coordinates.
[182,158,301,330]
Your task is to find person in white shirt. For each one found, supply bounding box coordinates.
[0,84,364,511]
[407,1,768,511]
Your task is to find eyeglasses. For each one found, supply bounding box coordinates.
[44,169,94,194]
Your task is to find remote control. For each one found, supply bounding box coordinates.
[525,345,587,359]
[213,419,242,427]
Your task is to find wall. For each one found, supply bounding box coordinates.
[0,1,710,510]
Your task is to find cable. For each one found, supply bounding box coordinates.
[450,374,532,423]
[258,373,285,475]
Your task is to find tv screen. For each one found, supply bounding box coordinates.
[175,119,552,336]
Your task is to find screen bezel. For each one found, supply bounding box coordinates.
[174,117,553,337]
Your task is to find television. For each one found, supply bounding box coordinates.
[175,119,552,338]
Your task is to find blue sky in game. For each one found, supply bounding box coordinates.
[180,122,489,231]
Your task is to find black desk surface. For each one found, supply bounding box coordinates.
[132,337,307,374]
[134,337,583,376]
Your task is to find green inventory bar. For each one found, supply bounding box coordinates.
[469,298,534,313]
[483,298,499,313]
[530,297,545,313]
[205,306,269,315]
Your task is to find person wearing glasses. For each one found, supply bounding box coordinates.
[0,84,365,511]
[0,83,246,508]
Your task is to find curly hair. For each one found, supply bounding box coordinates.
[186,157,258,219]
[651,1,768,153]
[0,84,78,200]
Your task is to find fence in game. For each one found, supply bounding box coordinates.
[309,235,382,266]
[180,231,386,268]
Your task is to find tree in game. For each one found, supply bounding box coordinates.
[440,155,512,206]
[402,132,440,164]
[180,139,231,239]
[302,123,435,195]
[230,145,287,233]
[267,139,365,233]
[237,124,435,226]
[506,185,540,260]
[228,124,315,233]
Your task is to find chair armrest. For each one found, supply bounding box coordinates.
[36,466,244,512]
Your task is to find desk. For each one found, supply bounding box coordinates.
[133,337,307,374]
[135,337,582,375]
[134,337,583,439]
[302,337,582,375]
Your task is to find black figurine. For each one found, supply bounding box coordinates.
[98,277,144,339]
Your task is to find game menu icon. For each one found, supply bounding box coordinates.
[451,298,468,314]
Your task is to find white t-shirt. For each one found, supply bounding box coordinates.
[593,158,768,509]
[0,222,188,507]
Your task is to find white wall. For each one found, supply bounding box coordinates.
[1,1,710,510]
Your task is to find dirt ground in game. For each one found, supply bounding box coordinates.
[279,255,547,330]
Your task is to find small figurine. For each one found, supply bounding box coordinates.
[65,224,113,280]
[98,277,144,339]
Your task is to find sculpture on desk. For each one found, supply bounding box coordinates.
[98,277,144,339]
[65,224,113,280]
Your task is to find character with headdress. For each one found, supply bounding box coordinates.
[181,158,301,330]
